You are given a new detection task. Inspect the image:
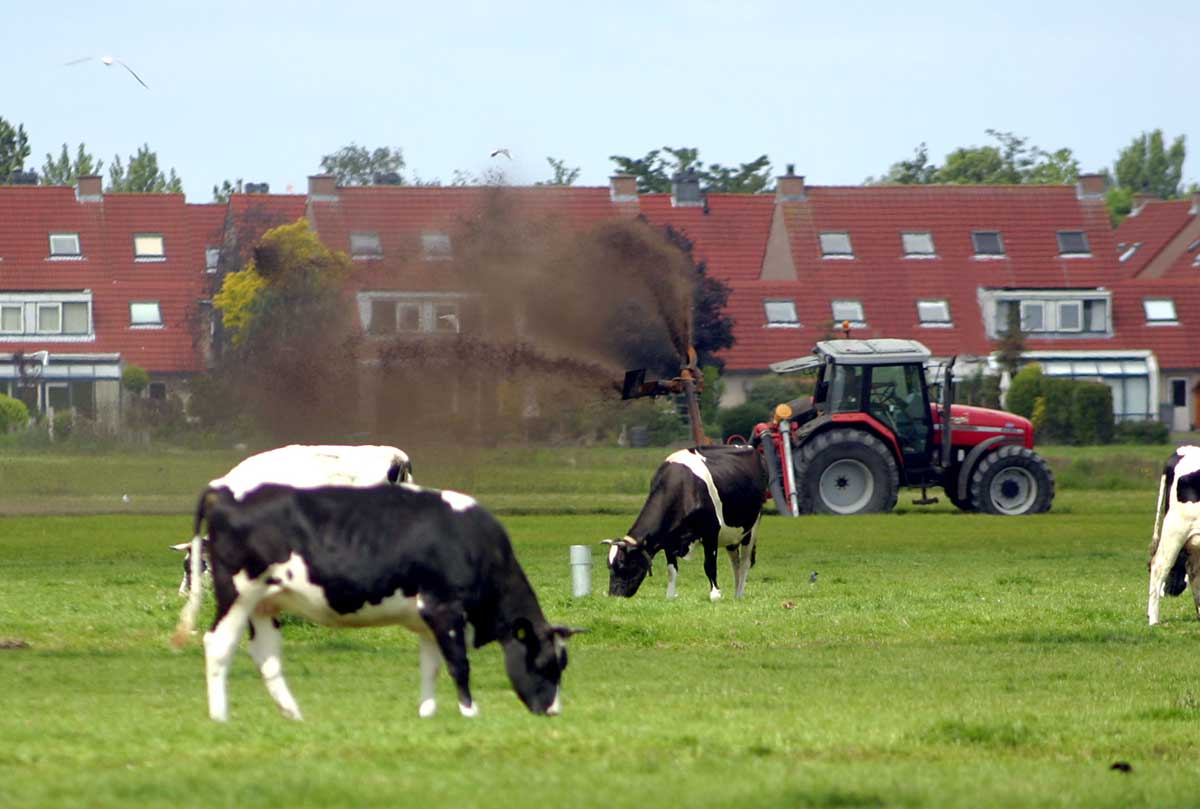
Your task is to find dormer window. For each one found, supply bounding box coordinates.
[422,232,453,261]
[130,301,163,327]
[831,299,865,326]
[902,232,936,257]
[917,300,951,325]
[972,231,1005,257]
[1144,298,1178,325]
[764,299,799,327]
[49,232,81,258]
[1057,230,1090,256]
[205,247,220,272]
[819,232,853,258]
[350,232,383,259]
[1,304,22,333]
[134,233,165,260]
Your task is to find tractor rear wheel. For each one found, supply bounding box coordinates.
[796,428,899,515]
[969,445,1054,515]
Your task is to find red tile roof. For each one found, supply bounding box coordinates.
[1113,199,1195,277]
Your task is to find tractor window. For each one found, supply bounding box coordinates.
[868,364,931,457]
[827,365,864,413]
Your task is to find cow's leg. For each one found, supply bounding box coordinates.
[732,521,760,599]
[246,614,302,720]
[1149,513,1190,625]
[419,601,476,717]
[704,542,721,601]
[1186,541,1200,621]
[664,551,679,600]
[417,634,442,718]
[203,578,258,722]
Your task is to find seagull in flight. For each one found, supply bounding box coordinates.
[489,148,512,160]
[65,56,149,89]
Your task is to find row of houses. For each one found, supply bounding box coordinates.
[2,170,1198,430]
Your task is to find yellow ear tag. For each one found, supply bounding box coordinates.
[515,627,527,641]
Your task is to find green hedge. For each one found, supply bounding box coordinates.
[0,394,29,432]
[1005,364,1115,445]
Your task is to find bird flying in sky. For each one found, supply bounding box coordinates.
[489,148,512,160]
[64,56,149,89]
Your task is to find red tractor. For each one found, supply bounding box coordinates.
[752,338,1054,516]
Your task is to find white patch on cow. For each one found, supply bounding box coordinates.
[255,553,432,633]
[666,563,678,599]
[209,444,410,499]
[441,490,477,512]
[709,585,722,601]
[607,544,620,565]
[459,701,480,718]
[666,449,728,529]
[546,688,561,717]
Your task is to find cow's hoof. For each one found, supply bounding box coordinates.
[459,702,479,718]
[278,706,303,721]
[709,589,722,602]
[419,699,437,718]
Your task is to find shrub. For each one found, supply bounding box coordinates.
[720,401,770,442]
[1006,364,1043,418]
[1114,420,1170,445]
[954,369,1001,409]
[0,393,29,432]
[122,365,150,396]
[1070,383,1114,445]
[1038,378,1077,444]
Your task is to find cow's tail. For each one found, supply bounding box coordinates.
[171,490,213,648]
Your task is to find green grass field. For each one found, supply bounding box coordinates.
[3,445,1200,807]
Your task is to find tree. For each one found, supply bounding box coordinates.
[537,157,580,186]
[319,144,405,186]
[609,147,772,194]
[41,143,103,186]
[212,178,243,203]
[868,130,1079,187]
[0,116,30,183]
[108,144,183,192]
[1103,129,1188,224]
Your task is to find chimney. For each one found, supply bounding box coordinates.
[373,172,402,186]
[609,174,638,203]
[76,175,103,202]
[244,182,270,194]
[1075,173,1106,200]
[776,164,806,202]
[671,170,703,207]
[308,174,338,201]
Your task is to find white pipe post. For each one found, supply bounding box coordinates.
[569,545,592,597]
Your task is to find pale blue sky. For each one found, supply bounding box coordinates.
[5,0,1197,200]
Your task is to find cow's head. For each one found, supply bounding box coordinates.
[602,537,653,597]
[502,619,580,715]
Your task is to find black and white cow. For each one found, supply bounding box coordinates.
[173,483,578,721]
[171,444,414,594]
[1147,445,1200,625]
[603,445,767,600]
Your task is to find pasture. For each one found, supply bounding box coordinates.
[3,446,1200,807]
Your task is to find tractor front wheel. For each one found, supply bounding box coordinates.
[796,428,899,515]
[969,445,1054,515]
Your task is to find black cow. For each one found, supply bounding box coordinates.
[1148,445,1200,624]
[172,483,579,721]
[603,445,767,600]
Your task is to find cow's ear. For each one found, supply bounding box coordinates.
[169,543,190,552]
[550,625,586,639]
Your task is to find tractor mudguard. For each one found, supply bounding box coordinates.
[955,435,1022,502]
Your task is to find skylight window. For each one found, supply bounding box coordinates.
[1118,242,1142,263]
[972,231,1005,256]
[1057,230,1090,256]
[130,302,163,327]
[902,232,935,257]
[1144,298,1178,324]
[764,299,799,327]
[49,232,81,258]
[917,300,951,325]
[422,232,453,260]
[134,234,165,260]
[831,300,865,324]
[205,247,220,272]
[350,232,383,258]
[819,232,853,258]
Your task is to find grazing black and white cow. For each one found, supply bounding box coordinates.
[603,445,767,600]
[173,483,578,721]
[171,444,414,594]
[1147,445,1200,625]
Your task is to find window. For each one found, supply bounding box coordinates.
[1173,379,1188,408]
[422,232,453,260]
[1057,230,1090,255]
[1085,299,1107,332]
[434,303,460,332]
[902,232,936,257]
[148,382,167,401]
[134,233,165,259]
[1144,298,1178,324]
[49,232,81,258]
[37,303,61,333]
[62,302,89,334]
[1020,301,1045,332]
[368,300,396,335]
[916,300,951,325]
[398,304,420,332]
[1118,242,1142,263]
[764,299,799,327]
[1057,301,1082,332]
[205,247,220,272]
[972,231,1005,256]
[831,300,864,324]
[351,232,382,259]
[0,304,21,333]
[819,232,853,258]
[130,302,162,327]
